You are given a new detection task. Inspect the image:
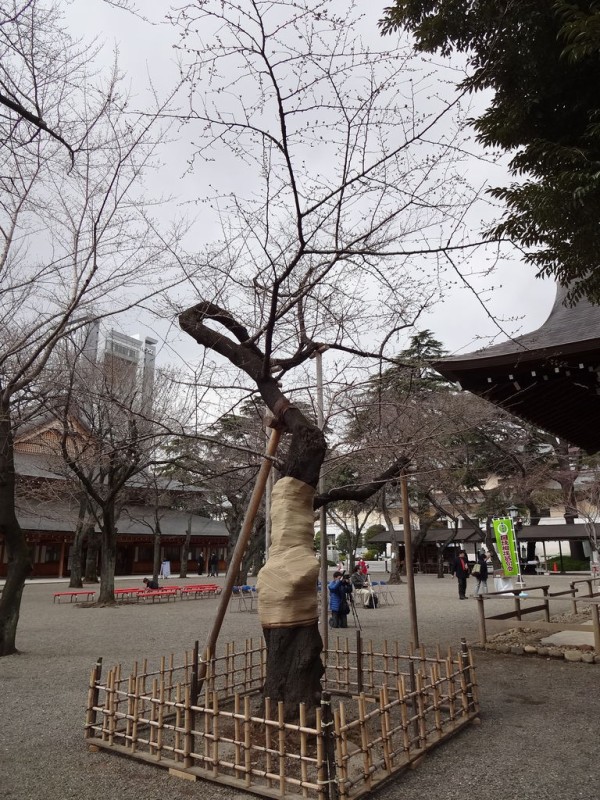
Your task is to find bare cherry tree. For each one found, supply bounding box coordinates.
[0,1,187,655]
[173,0,488,716]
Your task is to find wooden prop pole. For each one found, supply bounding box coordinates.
[401,471,419,648]
[197,426,282,692]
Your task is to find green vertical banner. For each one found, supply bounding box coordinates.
[492,517,518,577]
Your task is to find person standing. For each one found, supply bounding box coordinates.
[472,550,489,596]
[208,552,219,577]
[328,571,352,628]
[197,554,205,576]
[452,550,470,599]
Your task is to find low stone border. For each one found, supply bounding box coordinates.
[479,641,599,663]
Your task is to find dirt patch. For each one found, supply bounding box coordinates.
[483,607,599,661]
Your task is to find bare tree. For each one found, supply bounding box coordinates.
[51,346,191,604]
[172,1,490,716]
[0,1,186,655]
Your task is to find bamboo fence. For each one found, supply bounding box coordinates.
[85,634,479,799]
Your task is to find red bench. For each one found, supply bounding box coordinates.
[53,590,96,604]
[180,584,222,598]
[136,589,178,603]
[114,588,143,599]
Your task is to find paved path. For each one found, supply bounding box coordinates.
[0,573,597,800]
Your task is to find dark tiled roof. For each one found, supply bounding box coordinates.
[433,286,600,452]
[16,500,228,538]
[369,523,593,544]
[436,285,600,373]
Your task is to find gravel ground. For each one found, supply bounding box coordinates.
[0,574,598,800]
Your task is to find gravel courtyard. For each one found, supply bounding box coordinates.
[1,573,597,800]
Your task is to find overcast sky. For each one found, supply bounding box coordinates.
[65,0,557,370]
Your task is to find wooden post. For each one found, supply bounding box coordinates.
[356,630,363,694]
[197,426,281,697]
[315,348,330,659]
[543,586,550,622]
[476,595,487,644]
[401,471,419,647]
[85,657,103,740]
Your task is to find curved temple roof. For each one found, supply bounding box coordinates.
[434,286,600,452]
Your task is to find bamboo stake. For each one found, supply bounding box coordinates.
[416,671,427,748]
[299,703,309,798]
[195,428,281,700]
[335,703,348,799]
[131,675,142,754]
[244,695,252,788]
[149,677,158,756]
[278,700,286,797]
[459,638,472,715]
[379,684,392,774]
[446,648,457,723]
[315,706,326,800]
[468,647,480,708]
[265,696,273,790]
[321,691,337,800]
[366,640,374,695]
[212,689,219,778]
[408,660,419,747]
[174,683,183,763]
[233,691,242,777]
[382,639,389,689]
[343,637,350,692]
[358,693,373,790]
[113,663,122,733]
[398,675,411,758]
[431,664,443,739]
[107,669,116,746]
[125,673,135,748]
[85,657,102,739]
[157,677,165,760]
[100,670,110,742]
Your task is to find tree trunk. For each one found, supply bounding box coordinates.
[258,408,327,720]
[381,498,403,584]
[179,517,192,578]
[98,508,117,603]
[0,401,32,656]
[436,544,445,579]
[263,624,324,721]
[152,524,161,584]
[68,496,89,588]
[84,525,100,583]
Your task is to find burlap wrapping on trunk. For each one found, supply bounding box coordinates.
[257,476,319,629]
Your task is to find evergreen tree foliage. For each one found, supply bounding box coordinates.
[381,1,600,303]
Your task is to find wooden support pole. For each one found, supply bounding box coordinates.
[401,472,419,648]
[197,426,281,695]
[476,595,487,644]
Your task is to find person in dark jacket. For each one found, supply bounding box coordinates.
[452,550,470,599]
[472,550,489,596]
[197,554,205,576]
[143,577,160,590]
[328,571,352,628]
[208,553,219,577]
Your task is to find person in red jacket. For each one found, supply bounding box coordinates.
[451,550,470,599]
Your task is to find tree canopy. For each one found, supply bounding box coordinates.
[381,1,600,304]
